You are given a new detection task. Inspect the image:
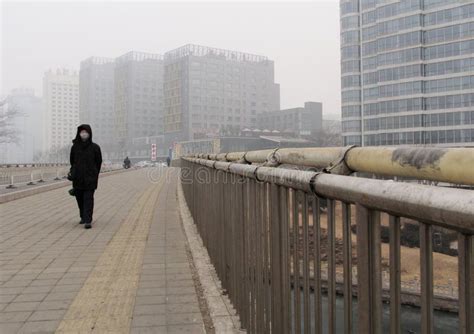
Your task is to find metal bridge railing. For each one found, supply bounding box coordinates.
[180,146,473,334]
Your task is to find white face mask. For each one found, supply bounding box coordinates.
[80,131,90,141]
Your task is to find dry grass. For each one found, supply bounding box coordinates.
[301,201,458,291]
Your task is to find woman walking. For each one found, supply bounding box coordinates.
[69,124,102,229]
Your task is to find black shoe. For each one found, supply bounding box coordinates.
[84,223,92,229]
[79,219,84,224]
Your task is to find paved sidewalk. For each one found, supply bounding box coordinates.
[0,168,206,333]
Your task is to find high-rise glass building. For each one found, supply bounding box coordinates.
[340,0,474,146]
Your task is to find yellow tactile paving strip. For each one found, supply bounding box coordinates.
[55,175,164,333]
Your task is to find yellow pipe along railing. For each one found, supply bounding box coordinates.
[190,146,474,186]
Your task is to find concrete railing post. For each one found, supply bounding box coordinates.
[6,174,16,189]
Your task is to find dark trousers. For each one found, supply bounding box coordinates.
[75,189,95,224]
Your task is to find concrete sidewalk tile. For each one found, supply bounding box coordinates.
[13,293,48,303]
[138,274,165,282]
[136,288,167,297]
[21,286,53,294]
[17,320,60,333]
[29,279,58,287]
[2,280,32,288]
[0,322,24,333]
[140,271,165,278]
[36,273,64,280]
[165,294,197,305]
[11,275,39,282]
[133,304,166,315]
[131,314,167,327]
[165,273,192,281]
[166,266,191,277]
[28,309,66,322]
[138,280,166,288]
[135,295,166,305]
[166,312,203,325]
[130,325,167,334]
[166,279,194,288]
[0,311,32,322]
[42,292,77,302]
[167,324,206,334]
[0,287,24,295]
[142,264,165,270]
[165,287,197,296]
[165,303,200,314]
[4,302,40,312]
[0,294,18,303]
[36,300,71,310]
[50,285,82,293]
[56,277,86,285]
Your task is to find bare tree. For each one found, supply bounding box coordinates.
[0,99,23,144]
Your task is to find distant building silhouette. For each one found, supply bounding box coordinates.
[257,101,323,138]
[114,51,164,154]
[43,69,79,152]
[79,57,115,151]
[163,44,280,147]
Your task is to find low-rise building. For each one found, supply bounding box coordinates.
[257,101,323,137]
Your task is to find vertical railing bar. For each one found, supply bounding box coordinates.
[342,202,353,334]
[281,186,291,333]
[246,178,253,333]
[241,176,247,329]
[302,192,311,333]
[264,182,271,334]
[234,177,239,311]
[458,233,473,334]
[270,183,283,334]
[241,176,247,330]
[221,171,226,285]
[420,222,434,334]
[389,215,401,334]
[247,179,254,333]
[231,175,236,304]
[293,189,301,334]
[218,171,222,280]
[356,205,382,334]
[257,181,264,334]
[228,174,234,303]
[222,174,232,288]
[327,199,336,334]
[234,175,239,307]
[312,196,322,334]
[252,179,258,334]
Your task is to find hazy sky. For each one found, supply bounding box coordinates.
[1,1,341,118]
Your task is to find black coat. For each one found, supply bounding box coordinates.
[70,124,102,190]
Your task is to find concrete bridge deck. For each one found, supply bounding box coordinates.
[0,168,208,334]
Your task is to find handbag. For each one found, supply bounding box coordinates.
[67,166,75,181]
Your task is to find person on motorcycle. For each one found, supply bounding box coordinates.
[123,156,131,169]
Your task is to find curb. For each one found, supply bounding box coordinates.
[177,179,245,334]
